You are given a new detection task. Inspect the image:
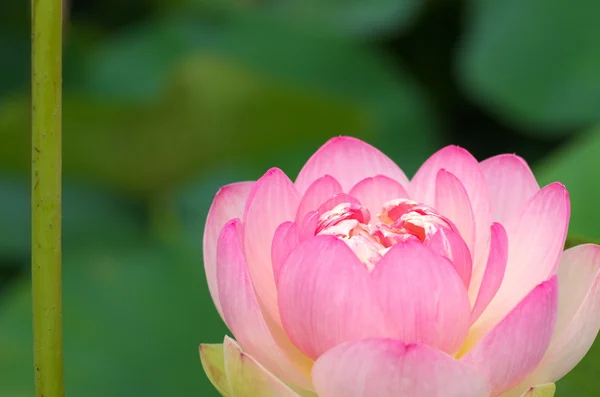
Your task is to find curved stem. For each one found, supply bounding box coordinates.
[31,0,64,396]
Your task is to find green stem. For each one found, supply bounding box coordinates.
[31,0,64,396]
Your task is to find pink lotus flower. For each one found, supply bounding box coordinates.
[199,137,600,397]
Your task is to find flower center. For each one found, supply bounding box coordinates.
[315,199,456,270]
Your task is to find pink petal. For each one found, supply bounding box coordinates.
[372,243,471,355]
[425,228,473,288]
[470,223,509,323]
[553,244,600,336]
[295,136,409,193]
[475,183,569,333]
[480,154,540,224]
[298,211,319,241]
[461,277,558,396]
[278,237,471,359]
[312,338,490,397]
[217,219,312,389]
[348,175,409,222]
[243,168,301,326]
[409,146,492,294]
[519,244,600,385]
[435,169,476,255]
[272,222,299,285]
[203,181,254,318]
[316,193,361,214]
[295,175,343,224]
[277,236,374,359]
[223,336,301,397]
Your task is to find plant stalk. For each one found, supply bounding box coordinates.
[31,0,64,396]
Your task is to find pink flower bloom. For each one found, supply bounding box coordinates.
[199,137,600,397]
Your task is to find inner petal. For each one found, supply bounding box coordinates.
[314,198,465,271]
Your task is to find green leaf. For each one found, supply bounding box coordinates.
[0,16,438,196]
[0,176,29,258]
[0,76,365,197]
[0,175,145,259]
[536,126,600,241]
[197,0,424,38]
[78,21,190,102]
[182,15,439,175]
[0,32,29,96]
[0,243,224,396]
[0,0,28,95]
[82,15,437,152]
[458,0,600,132]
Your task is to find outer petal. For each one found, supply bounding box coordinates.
[203,182,254,318]
[295,175,343,224]
[475,183,569,334]
[512,244,600,390]
[223,336,301,397]
[243,168,300,325]
[461,277,558,396]
[435,169,476,255]
[295,136,409,193]
[348,175,409,221]
[272,222,299,285]
[553,244,600,336]
[200,343,231,396]
[470,223,509,323]
[409,146,491,294]
[312,338,490,397]
[278,237,471,359]
[217,220,312,389]
[480,154,540,224]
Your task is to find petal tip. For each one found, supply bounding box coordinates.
[436,168,450,177]
[212,181,255,203]
[264,167,287,178]
[544,181,568,196]
[317,135,381,154]
[539,274,559,294]
[490,153,527,162]
[441,144,472,156]
[223,217,240,230]
[326,135,363,144]
[216,183,239,197]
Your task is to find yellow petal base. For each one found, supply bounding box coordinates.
[520,383,556,397]
[200,336,300,397]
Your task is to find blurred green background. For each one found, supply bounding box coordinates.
[1,0,600,395]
